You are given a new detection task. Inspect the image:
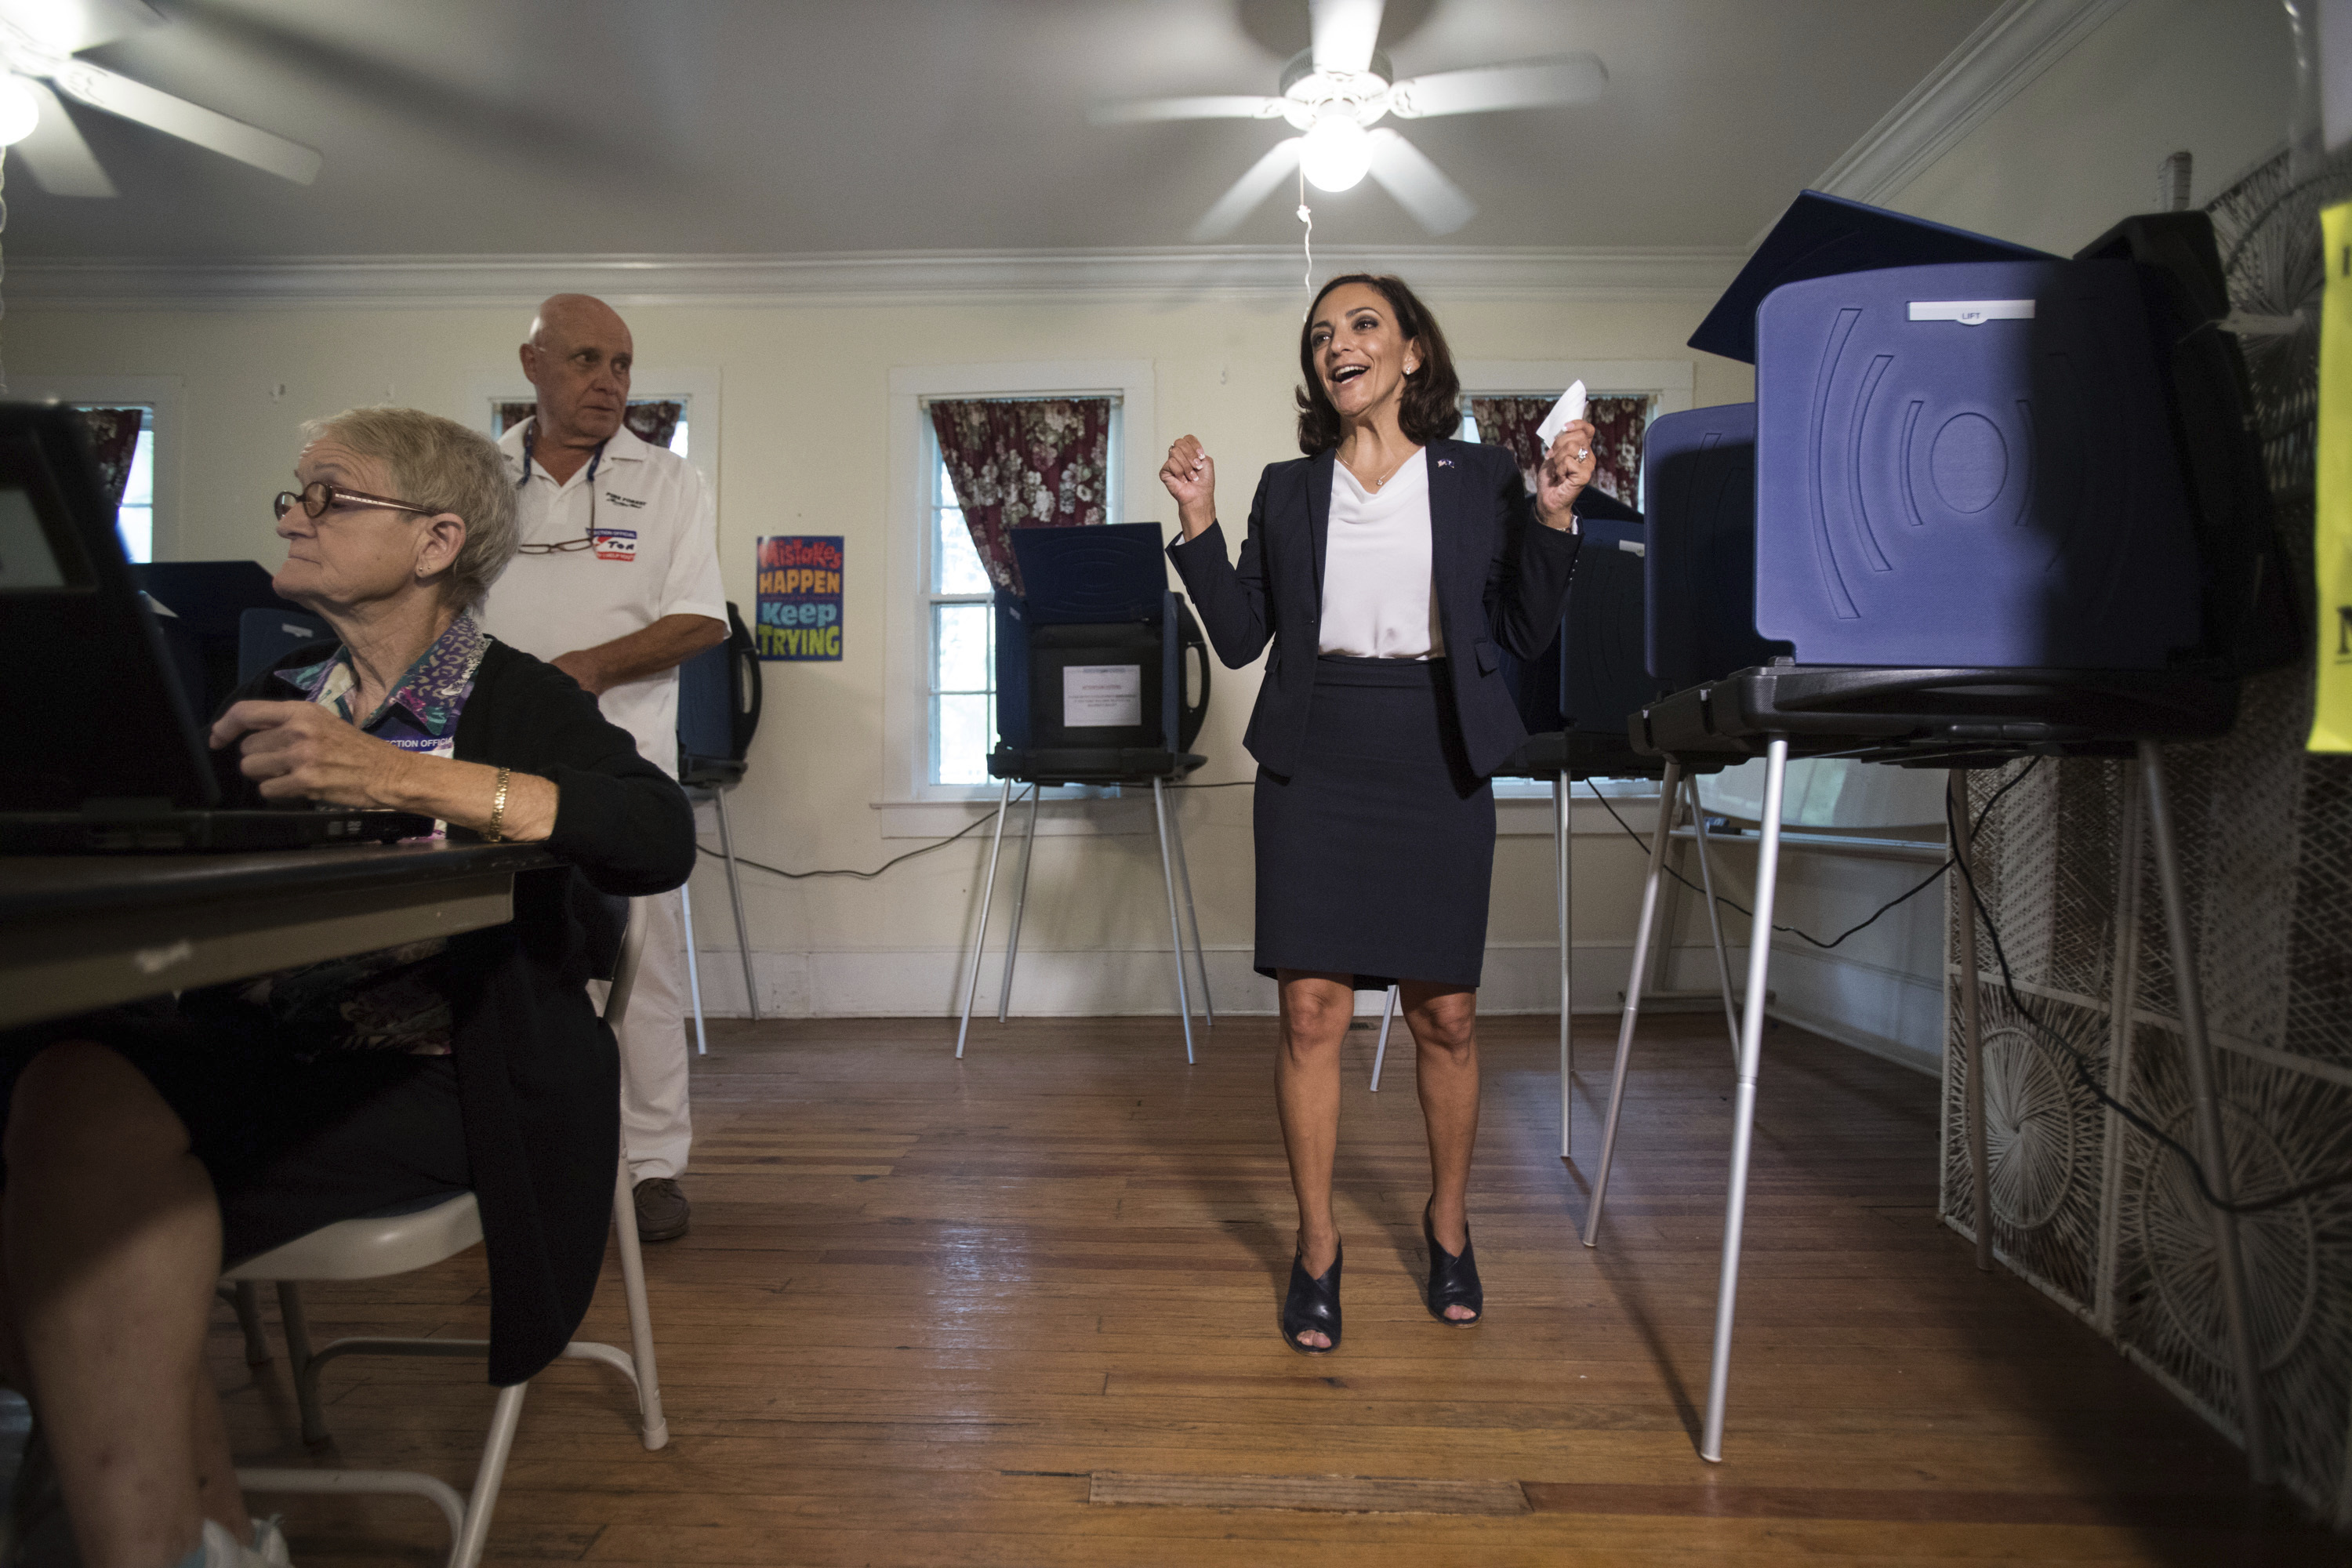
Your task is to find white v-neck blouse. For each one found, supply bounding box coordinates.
[1317,449,1444,660]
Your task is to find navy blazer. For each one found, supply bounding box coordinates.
[1167,437,1581,779]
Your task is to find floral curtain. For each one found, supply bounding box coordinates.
[74,408,146,509]
[1468,393,1652,510]
[495,399,684,450]
[929,397,1112,594]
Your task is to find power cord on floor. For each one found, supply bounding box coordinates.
[1944,786,2352,1218]
[1579,760,2042,951]
[695,778,1254,881]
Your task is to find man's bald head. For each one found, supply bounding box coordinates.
[519,293,633,451]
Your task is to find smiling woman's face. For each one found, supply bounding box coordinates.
[1310,282,1421,430]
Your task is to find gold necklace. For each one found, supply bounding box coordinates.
[1348,448,1413,492]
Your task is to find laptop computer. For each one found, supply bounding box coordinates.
[0,401,433,852]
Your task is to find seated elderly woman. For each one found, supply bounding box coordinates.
[0,408,695,1568]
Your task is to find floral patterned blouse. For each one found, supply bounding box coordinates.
[194,615,492,1058]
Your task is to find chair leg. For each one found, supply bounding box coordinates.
[2140,739,2271,1483]
[713,789,760,1022]
[1583,759,1679,1245]
[230,1281,272,1367]
[274,1281,328,1446]
[1686,775,1742,1061]
[998,785,1041,1023]
[450,1382,530,1568]
[956,778,1014,1058]
[1151,778,1196,1065]
[1557,769,1573,1156]
[1168,793,1214,1028]
[1700,736,1789,1465]
[1370,985,1397,1091]
[679,883,710,1056]
[611,1152,670,1450]
[1949,768,1994,1272]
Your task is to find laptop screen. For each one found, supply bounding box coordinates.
[0,405,217,811]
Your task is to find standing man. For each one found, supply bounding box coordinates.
[480,293,728,1242]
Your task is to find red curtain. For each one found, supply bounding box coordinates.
[929,397,1112,594]
[1468,394,1651,509]
[74,408,146,509]
[497,400,684,449]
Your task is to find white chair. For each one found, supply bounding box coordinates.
[227,899,670,1568]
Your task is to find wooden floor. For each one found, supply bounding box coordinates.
[208,1013,2339,1566]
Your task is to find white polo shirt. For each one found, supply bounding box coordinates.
[479,419,726,779]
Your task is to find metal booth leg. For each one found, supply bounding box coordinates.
[679,884,709,1057]
[956,778,1015,1058]
[1558,768,1573,1157]
[1370,984,1398,1091]
[711,788,760,1022]
[2139,739,2272,1483]
[1686,774,1740,1061]
[1168,790,1214,1028]
[997,785,1041,1023]
[1699,735,1789,1464]
[1948,769,1992,1272]
[1152,778,1197,1065]
[1583,757,1681,1243]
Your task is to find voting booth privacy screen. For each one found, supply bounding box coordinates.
[1645,191,2298,682]
[993,524,1208,762]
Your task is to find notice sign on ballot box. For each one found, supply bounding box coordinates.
[1063,664,1143,728]
[756,535,844,661]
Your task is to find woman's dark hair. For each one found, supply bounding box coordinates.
[1294,273,1462,455]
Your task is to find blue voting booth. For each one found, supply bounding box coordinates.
[957,523,1214,1061]
[1590,190,2291,1473]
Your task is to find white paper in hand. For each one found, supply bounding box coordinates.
[1535,379,1587,450]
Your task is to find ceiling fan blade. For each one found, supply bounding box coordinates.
[47,60,320,183]
[1189,136,1303,241]
[1365,129,1475,235]
[1309,0,1384,75]
[1388,55,1608,118]
[1090,95,1286,125]
[11,78,116,196]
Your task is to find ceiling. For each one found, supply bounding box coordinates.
[6,0,2002,260]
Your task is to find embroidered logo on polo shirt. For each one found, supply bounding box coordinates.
[604,492,647,509]
[593,528,639,561]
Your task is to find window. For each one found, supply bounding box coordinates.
[71,405,156,564]
[921,397,1123,786]
[884,361,1155,820]
[924,435,999,785]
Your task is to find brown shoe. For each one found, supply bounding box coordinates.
[632,1177,690,1243]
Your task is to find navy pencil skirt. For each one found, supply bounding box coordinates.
[1252,655,1496,990]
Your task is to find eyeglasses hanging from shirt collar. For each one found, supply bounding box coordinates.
[513,418,611,555]
[273,480,442,521]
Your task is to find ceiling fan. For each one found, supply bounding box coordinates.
[1093,0,1605,240]
[0,0,320,198]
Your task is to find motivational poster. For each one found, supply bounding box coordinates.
[756,535,844,661]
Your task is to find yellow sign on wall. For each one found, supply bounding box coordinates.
[2314,201,2352,751]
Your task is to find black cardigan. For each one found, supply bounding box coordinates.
[1166,437,1581,779]
[225,639,695,1384]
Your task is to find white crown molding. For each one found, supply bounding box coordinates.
[3,245,1746,311]
[1807,0,2133,212]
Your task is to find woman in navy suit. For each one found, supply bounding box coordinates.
[1163,274,1596,1352]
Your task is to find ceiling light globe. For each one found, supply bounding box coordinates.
[1299,117,1370,193]
[0,76,38,148]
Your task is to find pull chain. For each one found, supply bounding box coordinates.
[1296,165,1314,310]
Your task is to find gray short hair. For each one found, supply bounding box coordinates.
[301,407,517,612]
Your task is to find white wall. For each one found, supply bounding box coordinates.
[13,281,1751,1018]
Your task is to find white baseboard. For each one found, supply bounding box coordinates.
[681,939,1728,1020]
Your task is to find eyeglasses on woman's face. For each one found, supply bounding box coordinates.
[272,480,441,523]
